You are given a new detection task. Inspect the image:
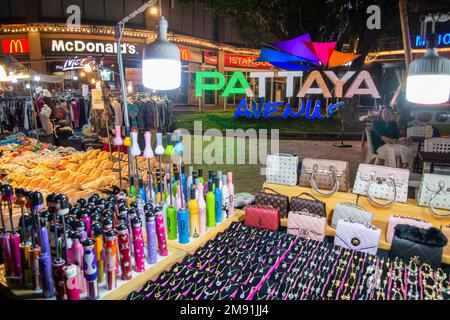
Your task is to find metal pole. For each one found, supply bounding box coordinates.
[399,0,413,69]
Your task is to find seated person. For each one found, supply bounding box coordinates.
[370,106,414,169]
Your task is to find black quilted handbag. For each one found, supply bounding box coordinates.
[390,224,448,269]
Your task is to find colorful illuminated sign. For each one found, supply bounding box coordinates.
[224,54,272,69]
[414,32,450,48]
[2,38,29,54]
[180,48,191,61]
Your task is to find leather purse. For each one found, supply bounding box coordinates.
[331,202,373,228]
[287,211,326,242]
[386,215,433,244]
[254,187,289,218]
[416,173,450,217]
[353,164,410,205]
[441,225,450,257]
[299,158,350,194]
[289,192,326,217]
[390,224,448,269]
[266,153,299,186]
[334,219,381,255]
[244,205,280,231]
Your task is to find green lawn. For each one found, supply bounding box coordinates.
[174,110,365,133]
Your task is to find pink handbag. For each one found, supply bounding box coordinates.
[386,215,433,243]
[287,210,326,242]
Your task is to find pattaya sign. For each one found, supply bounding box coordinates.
[196,33,380,120]
[195,70,380,99]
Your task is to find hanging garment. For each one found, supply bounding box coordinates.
[39,104,53,135]
[111,100,123,127]
[71,99,80,129]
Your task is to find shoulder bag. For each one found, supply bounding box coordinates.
[331,202,373,228]
[266,153,299,186]
[287,210,326,242]
[254,187,289,218]
[334,219,381,255]
[386,215,433,244]
[290,192,326,217]
[417,173,450,217]
[245,205,280,231]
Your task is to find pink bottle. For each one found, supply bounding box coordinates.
[197,182,207,235]
[71,235,86,294]
[227,172,235,217]
[131,217,145,273]
[155,209,168,257]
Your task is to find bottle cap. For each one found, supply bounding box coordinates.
[208,170,213,180]
[198,168,203,177]
[222,175,227,185]
[215,177,220,188]
[82,238,96,247]
[208,181,213,191]
[190,188,196,200]
[181,166,186,174]
[91,222,103,237]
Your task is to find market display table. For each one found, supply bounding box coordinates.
[262,183,450,265]
[419,151,450,173]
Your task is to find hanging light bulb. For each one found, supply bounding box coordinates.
[26,83,31,89]
[406,34,450,104]
[91,78,96,84]
[142,16,181,90]
[84,63,93,73]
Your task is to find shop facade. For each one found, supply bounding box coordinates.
[0,24,269,109]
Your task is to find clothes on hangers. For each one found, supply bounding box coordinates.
[0,98,35,133]
[111,99,123,127]
[39,104,53,135]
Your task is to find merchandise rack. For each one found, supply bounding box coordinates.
[262,182,450,265]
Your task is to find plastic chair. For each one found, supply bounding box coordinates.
[364,128,385,164]
[385,143,422,188]
[423,137,450,174]
[407,126,426,138]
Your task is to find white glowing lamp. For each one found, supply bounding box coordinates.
[0,65,7,81]
[406,35,450,104]
[142,16,181,90]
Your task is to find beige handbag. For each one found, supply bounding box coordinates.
[417,173,450,217]
[299,158,350,195]
[353,164,410,206]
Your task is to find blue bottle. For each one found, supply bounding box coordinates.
[181,166,188,203]
[177,207,189,244]
[214,177,222,223]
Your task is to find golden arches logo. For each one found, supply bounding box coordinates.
[9,40,24,53]
[2,39,29,54]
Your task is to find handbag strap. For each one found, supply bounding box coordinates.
[294,192,322,203]
[260,187,285,197]
[428,182,450,217]
[270,153,296,158]
[367,173,396,207]
[309,164,339,196]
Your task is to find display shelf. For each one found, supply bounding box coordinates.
[167,210,245,254]
[3,248,186,300]
[263,183,450,265]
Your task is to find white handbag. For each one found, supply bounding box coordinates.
[417,173,450,217]
[353,164,410,205]
[266,153,298,186]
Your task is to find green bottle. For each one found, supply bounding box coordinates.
[198,168,204,184]
[166,205,177,240]
[206,181,216,227]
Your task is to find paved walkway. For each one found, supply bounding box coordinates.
[182,136,366,193]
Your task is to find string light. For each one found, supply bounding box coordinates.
[0,23,260,55]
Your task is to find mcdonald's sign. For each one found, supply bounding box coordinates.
[2,39,30,54]
[179,48,191,61]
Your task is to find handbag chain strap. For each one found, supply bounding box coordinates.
[428,181,450,217]
[260,187,285,197]
[309,164,339,196]
[294,192,322,203]
[340,202,368,211]
[367,172,396,207]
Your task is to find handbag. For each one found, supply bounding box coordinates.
[266,153,298,186]
[390,224,447,269]
[334,219,381,255]
[299,158,350,195]
[331,202,372,228]
[353,164,410,205]
[441,225,450,257]
[386,215,433,244]
[289,192,326,217]
[287,211,326,242]
[416,173,450,217]
[244,205,280,231]
[254,187,289,218]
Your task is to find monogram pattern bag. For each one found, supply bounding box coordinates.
[289,192,326,217]
[287,211,326,242]
[299,158,350,194]
[417,173,450,217]
[331,202,373,228]
[244,205,280,231]
[353,164,410,205]
[266,154,299,186]
[386,215,433,244]
[334,219,381,255]
[254,187,289,218]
